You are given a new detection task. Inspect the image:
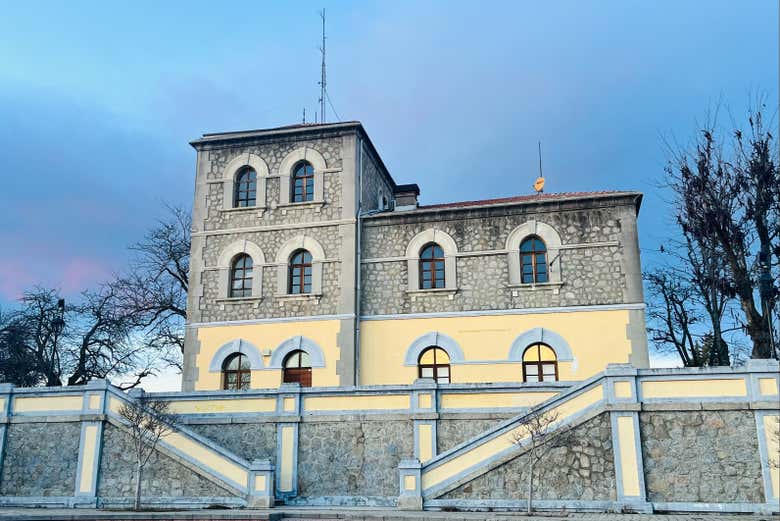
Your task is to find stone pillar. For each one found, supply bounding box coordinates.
[411,379,438,463]
[247,459,275,508]
[0,383,13,482]
[748,358,780,512]
[73,379,109,507]
[275,383,300,500]
[398,459,423,510]
[605,364,651,513]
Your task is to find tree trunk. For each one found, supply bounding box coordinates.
[527,458,535,514]
[133,463,142,511]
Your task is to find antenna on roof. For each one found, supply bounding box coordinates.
[534,141,545,194]
[302,107,306,124]
[318,9,327,124]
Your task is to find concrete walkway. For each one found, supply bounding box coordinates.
[0,509,776,521]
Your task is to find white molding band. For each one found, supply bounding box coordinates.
[221,153,270,210]
[186,313,355,329]
[505,220,562,286]
[277,146,327,204]
[268,336,326,369]
[192,218,354,238]
[403,332,465,366]
[216,240,266,298]
[405,229,458,292]
[361,302,646,321]
[208,339,264,372]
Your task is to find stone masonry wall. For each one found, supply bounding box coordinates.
[194,133,347,324]
[203,136,345,227]
[0,422,81,497]
[360,143,393,212]
[640,410,764,503]
[97,424,237,499]
[437,416,514,454]
[361,205,629,315]
[296,419,413,500]
[441,413,616,501]
[186,422,277,465]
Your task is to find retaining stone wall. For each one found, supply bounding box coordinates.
[437,416,514,454]
[97,424,237,499]
[440,413,616,501]
[296,419,413,499]
[640,410,764,503]
[187,422,277,465]
[0,422,81,497]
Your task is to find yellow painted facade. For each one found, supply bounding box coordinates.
[439,391,557,410]
[360,310,635,386]
[78,425,99,493]
[13,395,83,413]
[641,378,747,399]
[759,377,779,396]
[763,414,780,499]
[191,308,638,390]
[616,415,641,497]
[194,319,342,390]
[167,397,276,415]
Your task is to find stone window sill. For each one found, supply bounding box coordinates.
[275,200,325,213]
[216,297,263,309]
[276,293,323,305]
[406,288,458,301]
[508,281,563,296]
[221,206,266,214]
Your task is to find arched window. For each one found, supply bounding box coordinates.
[283,349,312,387]
[229,254,253,298]
[419,243,445,289]
[520,236,548,284]
[291,161,314,203]
[522,343,558,383]
[418,346,450,383]
[288,249,312,294]
[222,353,251,390]
[233,167,257,208]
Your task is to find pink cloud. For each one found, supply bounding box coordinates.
[0,255,114,302]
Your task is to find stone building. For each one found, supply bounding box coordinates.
[182,121,649,391]
[1,121,777,514]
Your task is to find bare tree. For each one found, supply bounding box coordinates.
[114,204,190,370]
[0,287,161,389]
[0,308,45,386]
[509,408,572,513]
[67,285,156,389]
[665,102,779,359]
[118,393,179,511]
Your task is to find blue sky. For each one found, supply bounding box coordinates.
[1,0,777,303]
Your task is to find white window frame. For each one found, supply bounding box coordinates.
[221,153,270,210]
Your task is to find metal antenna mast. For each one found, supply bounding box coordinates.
[318,9,327,124]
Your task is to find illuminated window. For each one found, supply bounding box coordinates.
[419,243,445,289]
[222,353,251,390]
[418,346,450,383]
[233,167,257,207]
[291,161,314,202]
[522,343,558,382]
[520,236,548,283]
[283,350,312,387]
[229,254,253,298]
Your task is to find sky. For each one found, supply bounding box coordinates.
[1,1,777,389]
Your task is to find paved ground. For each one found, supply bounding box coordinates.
[0,509,776,521]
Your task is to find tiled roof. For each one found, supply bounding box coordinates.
[418,191,637,210]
